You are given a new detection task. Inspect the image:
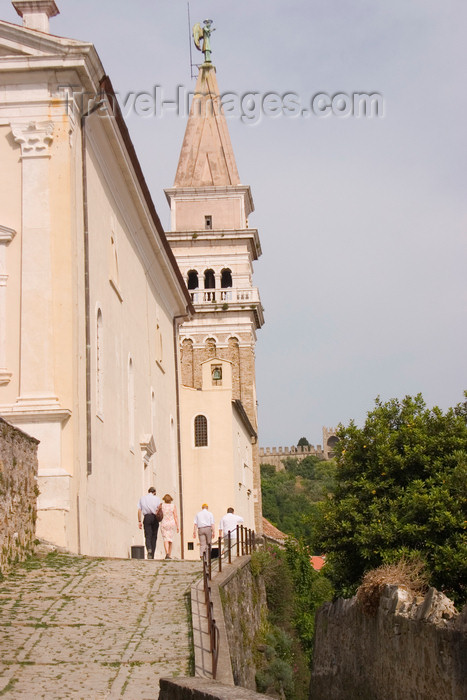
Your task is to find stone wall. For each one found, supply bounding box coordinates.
[310,585,467,700]
[218,557,268,690]
[159,677,275,699]
[0,417,39,576]
[260,427,339,468]
[259,444,324,469]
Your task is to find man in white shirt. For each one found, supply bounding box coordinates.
[193,503,215,559]
[137,487,161,559]
[219,507,244,556]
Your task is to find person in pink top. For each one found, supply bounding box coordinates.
[160,494,179,560]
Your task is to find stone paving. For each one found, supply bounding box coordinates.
[0,550,202,699]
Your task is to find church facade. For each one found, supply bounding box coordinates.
[0,1,193,558]
[0,2,263,559]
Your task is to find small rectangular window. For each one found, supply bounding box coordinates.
[187,542,194,551]
[205,215,212,230]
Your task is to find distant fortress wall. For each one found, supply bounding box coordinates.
[260,427,338,469]
[259,444,324,470]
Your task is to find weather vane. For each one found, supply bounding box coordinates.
[193,19,215,64]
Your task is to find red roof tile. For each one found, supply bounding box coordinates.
[262,517,288,542]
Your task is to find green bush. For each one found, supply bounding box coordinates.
[251,544,333,698]
[315,393,467,606]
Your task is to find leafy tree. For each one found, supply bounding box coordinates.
[260,458,337,541]
[297,437,310,447]
[314,393,467,606]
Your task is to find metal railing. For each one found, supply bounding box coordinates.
[215,524,256,573]
[202,550,219,679]
[201,525,257,679]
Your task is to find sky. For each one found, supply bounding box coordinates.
[3,0,466,448]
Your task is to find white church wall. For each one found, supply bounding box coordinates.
[76,117,184,559]
[232,416,255,533]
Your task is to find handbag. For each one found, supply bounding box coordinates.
[156,504,163,522]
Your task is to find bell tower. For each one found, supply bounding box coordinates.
[165,47,264,533]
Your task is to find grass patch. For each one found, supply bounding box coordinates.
[0,678,18,696]
[184,591,195,676]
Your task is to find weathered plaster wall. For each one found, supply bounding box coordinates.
[0,418,38,576]
[310,585,467,700]
[218,557,268,690]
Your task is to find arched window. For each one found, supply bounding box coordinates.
[205,337,216,359]
[181,338,194,387]
[170,415,177,478]
[221,268,232,288]
[327,435,339,458]
[96,309,104,416]
[156,321,163,365]
[128,357,135,450]
[204,269,215,289]
[194,415,208,447]
[228,336,240,394]
[187,270,199,290]
[151,389,156,435]
[109,232,122,300]
[110,234,119,283]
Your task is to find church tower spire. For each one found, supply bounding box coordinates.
[165,30,264,545]
[174,63,240,188]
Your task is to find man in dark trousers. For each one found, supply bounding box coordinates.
[137,487,161,559]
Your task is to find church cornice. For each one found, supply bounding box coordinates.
[0,19,104,94]
[186,298,264,330]
[165,228,262,260]
[0,17,94,52]
[164,184,254,218]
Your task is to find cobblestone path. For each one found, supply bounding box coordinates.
[0,551,202,699]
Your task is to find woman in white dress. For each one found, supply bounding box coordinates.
[160,494,179,559]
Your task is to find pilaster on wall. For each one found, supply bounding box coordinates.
[2,121,72,548]
[0,225,16,385]
[11,120,57,406]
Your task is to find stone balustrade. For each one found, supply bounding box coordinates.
[189,287,261,305]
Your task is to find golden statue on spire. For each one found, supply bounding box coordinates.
[193,19,215,63]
